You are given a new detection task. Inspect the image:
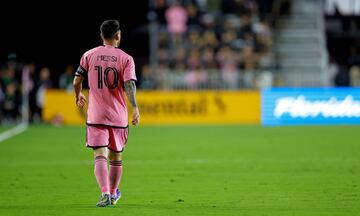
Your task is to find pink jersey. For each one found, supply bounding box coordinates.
[75,45,136,127]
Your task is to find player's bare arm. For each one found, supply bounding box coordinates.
[124,80,140,126]
[73,75,87,109]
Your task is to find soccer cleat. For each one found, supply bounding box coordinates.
[111,189,122,205]
[96,193,111,207]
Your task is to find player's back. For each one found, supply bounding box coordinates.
[80,45,136,127]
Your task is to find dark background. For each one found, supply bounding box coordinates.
[0,2,149,86]
[2,2,359,86]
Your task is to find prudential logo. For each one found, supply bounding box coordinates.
[274,95,360,118]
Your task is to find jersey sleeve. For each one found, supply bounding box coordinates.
[75,53,89,77]
[123,56,137,82]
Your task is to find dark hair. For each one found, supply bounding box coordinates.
[100,20,120,39]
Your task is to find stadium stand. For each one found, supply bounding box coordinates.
[143,0,276,90]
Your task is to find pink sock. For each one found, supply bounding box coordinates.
[109,160,123,195]
[94,156,110,193]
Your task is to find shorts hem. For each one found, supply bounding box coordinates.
[86,145,108,149]
[108,147,124,153]
[87,123,129,129]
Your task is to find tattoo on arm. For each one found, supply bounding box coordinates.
[124,80,137,108]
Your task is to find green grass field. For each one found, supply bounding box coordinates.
[0,125,359,216]
[0,125,12,133]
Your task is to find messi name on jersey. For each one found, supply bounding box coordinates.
[97,55,118,62]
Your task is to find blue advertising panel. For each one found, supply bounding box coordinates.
[261,88,360,126]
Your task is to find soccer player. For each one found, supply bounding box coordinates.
[73,19,140,207]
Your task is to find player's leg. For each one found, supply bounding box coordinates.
[108,127,128,205]
[93,147,110,194]
[87,125,111,207]
[108,150,122,204]
[93,147,111,207]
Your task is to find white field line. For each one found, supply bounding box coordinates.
[0,123,28,143]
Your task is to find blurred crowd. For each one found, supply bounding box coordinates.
[141,0,276,90]
[329,46,360,87]
[0,56,74,123]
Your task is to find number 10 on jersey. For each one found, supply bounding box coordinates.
[95,66,119,89]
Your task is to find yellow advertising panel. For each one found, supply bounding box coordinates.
[44,90,87,125]
[137,91,260,124]
[44,90,260,125]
